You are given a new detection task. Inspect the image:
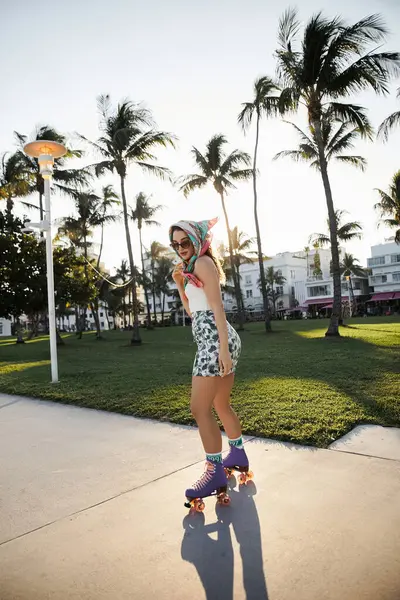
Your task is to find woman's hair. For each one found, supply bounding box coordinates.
[204,246,226,284]
[171,226,226,284]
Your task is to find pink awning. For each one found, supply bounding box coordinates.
[393,292,400,300]
[304,297,348,306]
[304,297,333,305]
[370,292,395,302]
[321,304,333,309]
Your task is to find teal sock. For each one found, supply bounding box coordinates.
[206,452,223,464]
[229,436,244,449]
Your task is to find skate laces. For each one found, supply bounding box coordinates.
[192,461,215,491]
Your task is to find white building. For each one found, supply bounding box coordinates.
[0,318,12,337]
[367,240,400,308]
[238,252,308,312]
[298,247,370,313]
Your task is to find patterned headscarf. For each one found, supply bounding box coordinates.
[169,217,218,288]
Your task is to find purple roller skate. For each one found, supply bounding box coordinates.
[184,461,230,512]
[223,445,254,485]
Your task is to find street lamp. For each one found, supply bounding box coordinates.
[23,140,67,383]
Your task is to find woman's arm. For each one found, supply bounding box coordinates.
[172,263,191,317]
[194,256,232,376]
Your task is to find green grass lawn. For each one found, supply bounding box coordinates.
[0,318,399,447]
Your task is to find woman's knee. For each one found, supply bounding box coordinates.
[213,397,233,418]
[190,398,212,420]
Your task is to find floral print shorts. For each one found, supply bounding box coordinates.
[191,310,241,377]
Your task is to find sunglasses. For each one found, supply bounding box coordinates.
[170,239,192,252]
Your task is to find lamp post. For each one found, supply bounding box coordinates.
[23,141,67,383]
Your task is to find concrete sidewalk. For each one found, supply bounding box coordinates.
[1,394,400,600]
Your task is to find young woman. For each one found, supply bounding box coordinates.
[170,218,252,510]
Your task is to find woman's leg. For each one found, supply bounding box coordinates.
[191,376,222,454]
[212,373,242,439]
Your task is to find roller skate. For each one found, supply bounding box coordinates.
[184,461,230,512]
[223,445,254,485]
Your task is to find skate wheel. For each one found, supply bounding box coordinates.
[217,493,231,506]
[247,470,254,481]
[224,468,233,477]
[239,473,248,485]
[197,501,205,512]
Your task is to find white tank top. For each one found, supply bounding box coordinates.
[185,283,211,313]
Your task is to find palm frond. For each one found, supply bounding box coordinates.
[178,175,208,198]
[337,220,363,240]
[93,160,116,177]
[238,103,255,132]
[326,103,373,139]
[137,162,172,181]
[219,150,251,176]
[191,147,213,177]
[327,129,362,158]
[206,134,227,171]
[228,168,253,182]
[309,233,331,247]
[283,121,316,146]
[277,7,300,51]
[377,110,400,142]
[326,52,400,97]
[273,149,313,163]
[335,155,367,170]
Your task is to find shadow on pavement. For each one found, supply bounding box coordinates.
[181,481,268,599]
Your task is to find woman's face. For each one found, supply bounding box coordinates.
[172,229,195,262]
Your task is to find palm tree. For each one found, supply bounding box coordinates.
[79,94,175,344]
[97,185,120,269]
[375,171,400,244]
[309,209,363,248]
[275,9,400,335]
[14,127,89,220]
[178,134,253,329]
[0,152,31,213]
[58,190,104,338]
[261,267,286,316]
[115,259,131,328]
[340,253,366,316]
[154,256,174,325]
[238,76,281,332]
[130,193,163,329]
[229,227,257,313]
[145,241,168,323]
[378,88,400,141]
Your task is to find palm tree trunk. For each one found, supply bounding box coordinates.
[313,120,341,337]
[128,285,132,327]
[219,191,245,330]
[151,261,157,323]
[139,227,153,330]
[161,291,166,325]
[83,235,102,339]
[253,113,272,333]
[120,176,141,344]
[97,223,104,270]
[235,263,245,316]
[6,196,13,214]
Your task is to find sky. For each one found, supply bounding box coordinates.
[2,0,400,273]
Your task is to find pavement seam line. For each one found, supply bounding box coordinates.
[0,399,21,410]
[328,447,400,463]
[0,438,256,547]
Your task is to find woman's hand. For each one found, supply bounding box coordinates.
[172,262,185,288]
[219,348,233,377]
